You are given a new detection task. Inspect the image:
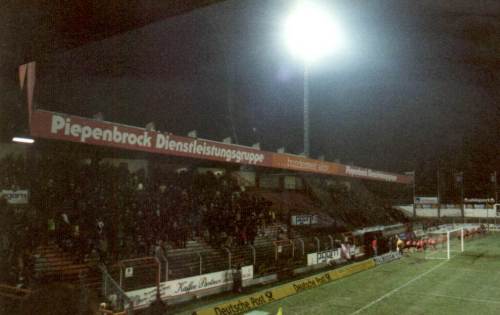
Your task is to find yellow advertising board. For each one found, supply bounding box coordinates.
[195,259,376,315]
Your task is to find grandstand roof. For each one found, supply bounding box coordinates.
[1,0,498,191]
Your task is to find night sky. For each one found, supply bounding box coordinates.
[1,0,499,194]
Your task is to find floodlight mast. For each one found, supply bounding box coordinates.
[283,1,342,157]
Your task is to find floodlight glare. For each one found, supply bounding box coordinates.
[284,1,344,63]
[12,137,35,144]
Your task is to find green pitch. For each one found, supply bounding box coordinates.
[256,233,500,315]
[173,233,500,315]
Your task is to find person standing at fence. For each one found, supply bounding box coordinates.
[396,236,404,255]
[371,237,378,257]
[391,235,398,252]
[232,264,243,293]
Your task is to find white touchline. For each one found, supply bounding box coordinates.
[349,260,448,315]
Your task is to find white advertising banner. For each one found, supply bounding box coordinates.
[291,214,318,226]
[240,265,253,280]
[345,165,398,182]
[414,196,439,205]
[307,246,361,266]
[464,198,495,203]
[126,266,253,309]
[1,190,29,204]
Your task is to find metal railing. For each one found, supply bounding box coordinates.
[95,233,370,315]
[222,246,232,269]
[314,237,320,252]
[118,257,160,292]
[328,235,334,249]
[99,264,134,315]
[273,239,294,262]
[156,251,169,281]
[197,252,203,275]
[249,244,256,265]
[296,238,305,256]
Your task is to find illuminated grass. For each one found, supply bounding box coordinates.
[257,234,500,315]
[174,234,500,315]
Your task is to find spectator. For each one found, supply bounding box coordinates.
[371,238,378,257]
[232,264,243,293]
[396,236,404,255]
[0,154,280,274]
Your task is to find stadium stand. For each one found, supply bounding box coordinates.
[0,151,410,313]
[32,242,101,289]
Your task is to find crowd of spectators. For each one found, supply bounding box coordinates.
[329,184,408,228]
[0,153,277,284]
[0,154,36,287]
[0,151,407,288]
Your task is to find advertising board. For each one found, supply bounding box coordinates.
[0,190,29,204]
[125,266,253,309]
[30,110,413,184]
[195,259,375,315]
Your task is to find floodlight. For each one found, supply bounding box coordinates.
[12,137,34,144]
[284,1,344,63]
